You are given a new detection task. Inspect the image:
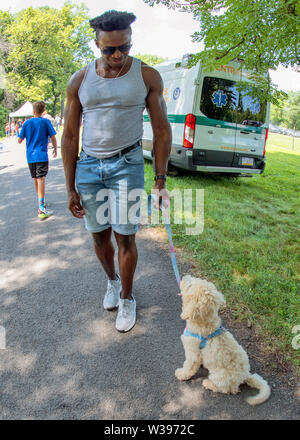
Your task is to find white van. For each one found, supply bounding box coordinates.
[143,55,270,175]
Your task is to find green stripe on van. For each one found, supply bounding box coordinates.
[143,114,264,134]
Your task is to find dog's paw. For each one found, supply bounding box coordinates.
[202,379,218,392]
[175,368,191,381]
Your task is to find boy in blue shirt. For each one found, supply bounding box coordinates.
[18,101,57,220]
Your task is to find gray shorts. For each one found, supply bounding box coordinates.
[28,161,48,178]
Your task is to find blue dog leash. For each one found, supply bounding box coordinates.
[148,195,181,289]
[148,195,225,345]
[161,206,181,289]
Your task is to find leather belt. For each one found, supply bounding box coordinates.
[111,140,141,159]
[81,140,141,160]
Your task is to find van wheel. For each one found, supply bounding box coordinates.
[151,157,156,173]
[167,163,179,177]
[152,158,179,177]
[222,173,239,178]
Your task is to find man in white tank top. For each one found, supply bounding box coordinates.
[62,10,172,333]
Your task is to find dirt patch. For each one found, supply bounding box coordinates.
[220,308,299,391]
[139,225,168,245]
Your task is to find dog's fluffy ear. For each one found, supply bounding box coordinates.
[183,279,226,321]
[180,275,193,294]
[181,301,194,321]
[180,275,196,320]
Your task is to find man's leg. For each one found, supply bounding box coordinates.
[114,232,138,333]
[92,228,117,280]
[92,228,122,311]
[114,232,137,300]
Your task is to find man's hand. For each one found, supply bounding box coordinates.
[68,189,85,218]
[52,147,57,158]
[153,181,170,211]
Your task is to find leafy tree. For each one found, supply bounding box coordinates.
[284,91,300,130]
[0,104,8,137]
[270,101,287,127]
[270,91,300,130]
[2,3,94,116]
[0,11,18,134]
[144,0,300,104]
[0,11,13,61]
[134,53,166,66]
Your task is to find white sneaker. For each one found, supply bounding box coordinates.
[116,297,136,333]
[103,275,121,310]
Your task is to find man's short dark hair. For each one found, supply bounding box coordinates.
[90,10,136,38]
[33,101,46,116]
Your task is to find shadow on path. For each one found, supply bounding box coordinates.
[0,154,298,420]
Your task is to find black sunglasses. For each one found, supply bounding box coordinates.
[101,43,132,56]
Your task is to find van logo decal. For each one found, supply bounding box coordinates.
[242,95,260,114]
[173,87,181,100]
[163,88,170,103]
[212,90,227,107]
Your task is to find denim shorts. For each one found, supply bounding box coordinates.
[76,145,144,235]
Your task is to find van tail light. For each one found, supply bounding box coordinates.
[183,114,196,148]
[263,128,269,156]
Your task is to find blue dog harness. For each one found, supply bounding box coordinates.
[184,326,224,349]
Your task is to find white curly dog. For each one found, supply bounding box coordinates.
[175,275,271,405]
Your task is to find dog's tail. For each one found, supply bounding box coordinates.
[244,373,271,405]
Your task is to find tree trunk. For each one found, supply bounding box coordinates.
[60,97,65,120]
[52,95,59,117]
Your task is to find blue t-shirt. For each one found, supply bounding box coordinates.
[19,117,56,163]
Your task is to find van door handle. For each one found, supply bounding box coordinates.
[208,130,213,134]
[240,130,250,134]
[250,149,256,152]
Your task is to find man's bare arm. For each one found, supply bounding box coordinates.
[61,69,85,218]
[143,66,172,181]
[61,70,84,192]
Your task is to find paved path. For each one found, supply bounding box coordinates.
[0,137,299,420]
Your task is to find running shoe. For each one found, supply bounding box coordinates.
[38,207,53,220]
[103,275,122,310]
[116,297,136,333]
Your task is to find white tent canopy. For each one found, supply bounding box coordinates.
[9,101,33,118]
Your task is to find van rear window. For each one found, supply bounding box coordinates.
[200,77,266,126]
[238,91,266,126]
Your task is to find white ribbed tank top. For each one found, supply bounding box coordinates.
[78,57,147,159]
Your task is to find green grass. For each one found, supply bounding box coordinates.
[268,132,300,154]
[144,133,300,371]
